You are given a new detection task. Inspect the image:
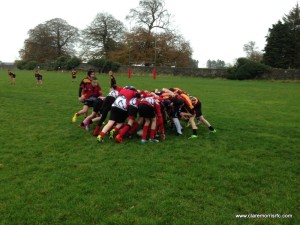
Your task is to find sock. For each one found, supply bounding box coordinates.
[150,129,156,139]
[193,129,197,136]
[209,126,214,131]
[100,132,105,138]
[142,125,149,140]
[93,126,100,136]
[172,118,182,134]
[119,124,131,138]
[128,122,139,135]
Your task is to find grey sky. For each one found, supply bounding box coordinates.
[0,0,297,67]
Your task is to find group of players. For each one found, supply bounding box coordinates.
[7,69,43,87]
[72,69,216,144]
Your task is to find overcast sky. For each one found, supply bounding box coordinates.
[0,0,297,67]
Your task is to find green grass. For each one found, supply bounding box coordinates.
[0,70,299,225]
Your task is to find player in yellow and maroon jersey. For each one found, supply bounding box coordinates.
[34,70,43,87]
[72,77,102,123]
[164,87,216,138]
[8,70,16,85]
[179,92,216,137]
[71,69,77,82]
[78,69,95,99]
[189,96,216,134]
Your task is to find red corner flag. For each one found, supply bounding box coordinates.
[153,67,157,80]
[128,68,131,79]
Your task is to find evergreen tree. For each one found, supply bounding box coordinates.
[206,59,225,69]
[283,3,300,68]
[263,21,294,68]
[263,3,300,69]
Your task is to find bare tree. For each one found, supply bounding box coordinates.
[46,18,79,57]
[126,0,171,33]
[81,12,126,59]
[243,41,263,62]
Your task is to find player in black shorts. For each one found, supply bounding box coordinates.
[138,96,159,143]
[115,97,140,143]
[35,70,43,87]
[92,89,119,136]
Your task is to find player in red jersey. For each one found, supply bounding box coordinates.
[97,86,140,143]
[138,96,161,143]
[72,77,102,122]
[114,96,140,143]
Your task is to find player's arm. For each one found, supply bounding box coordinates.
[79,80,85,97]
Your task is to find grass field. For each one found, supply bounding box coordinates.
[0,70,299,225]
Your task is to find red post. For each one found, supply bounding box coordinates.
[153,67,157,80]
[128,68,131,79]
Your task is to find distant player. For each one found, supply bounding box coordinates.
[8,70,16,85]
[71,69,77,82]
[34,70,43,87]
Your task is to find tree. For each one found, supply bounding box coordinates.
[227,58,270,80]
[263,3,300,68]
[155,30,193,67]
[20,18,79,63]
[283,3,300,29]
[53,56,69,70]
[124,0,193,67]
[126,0,171,33]
[81,13,126,60]
[263,21,295,68]
[20,23,56,63]
[15,60,27,70]
[88,58,121,73]
[282,2,300,68]
[206,59,226,69]
[243,41,263,62]
[125,0,172,66]
[117,27,193,67]
[46,18,79,58]
[125,27,154,65]
[66,57,81,70]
